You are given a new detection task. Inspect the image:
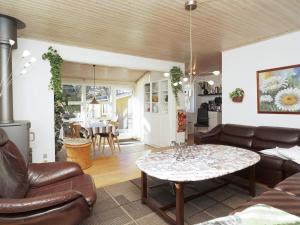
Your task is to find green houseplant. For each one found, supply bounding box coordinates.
[42,47,65,158]
[230,88,244,102]
[170,66,184,105]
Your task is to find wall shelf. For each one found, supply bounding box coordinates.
[198,93,222,96]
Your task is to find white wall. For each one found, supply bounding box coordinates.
[222,31,300,128]
[13,38,183,162]
[13,40,54,163]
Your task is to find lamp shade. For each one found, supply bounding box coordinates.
[90,96,99,104]
[90,64,99,104]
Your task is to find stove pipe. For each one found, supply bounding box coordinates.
[0,15,25,123]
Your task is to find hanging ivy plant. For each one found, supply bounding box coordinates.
[42,47,65,158]
[170,66,184,105]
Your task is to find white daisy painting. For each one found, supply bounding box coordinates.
[257,64,300,114]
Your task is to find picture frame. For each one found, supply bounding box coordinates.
[257,64,300,114]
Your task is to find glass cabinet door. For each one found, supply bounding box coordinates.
[144,83,150,112]
[160,80,168,113]
[152,82,159,113]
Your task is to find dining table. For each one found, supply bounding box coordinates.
[80,120,118,154]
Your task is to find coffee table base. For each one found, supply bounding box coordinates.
[141,165,256,225]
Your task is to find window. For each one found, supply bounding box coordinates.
[63,85,81,102]
[63,85,82,119]
[86,86,111,101]
[116,89,133,97]
[87,103,112,119]
[62,84,115,120]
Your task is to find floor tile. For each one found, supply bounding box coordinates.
[186,211,214,225]
[191,195,218,210]
[81,207,132,225]
[149,189,176,206]
[115,194,131,206]
[92,196,119,213]
[223,195,248,209]
[207,187,233,201]
[136,213,169,225]
[122,200,153,220]
[105,181,141,202]
[171,202,200,219]
[205,203,233,218]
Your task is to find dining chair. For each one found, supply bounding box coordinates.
[110,121,121,152]
[98,125,114,154]
[87,127,96,157]
[62,122,72,138]
[70,123,81,138]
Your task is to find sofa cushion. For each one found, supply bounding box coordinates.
[0,141,29,198]
[253,154,284,187]
[257,154,284,169]
[234,190,300,217]
[252,126,300,150]
[27,174,97,206]
[283,160,300,178]
[219,124,255,149]
[194,124,223,144]
[275,173,300,197]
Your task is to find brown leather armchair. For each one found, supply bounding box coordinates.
[0,128,97,225]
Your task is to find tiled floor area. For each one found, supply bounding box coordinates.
[80,176,269,225]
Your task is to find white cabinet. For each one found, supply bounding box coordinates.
[208,111,222,130]
[144,79,170,147]
[144,80,168,114]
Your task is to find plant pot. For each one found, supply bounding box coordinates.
[232,96,244,103]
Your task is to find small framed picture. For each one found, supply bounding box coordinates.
[257,64,300,114]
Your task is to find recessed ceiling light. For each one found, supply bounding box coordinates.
[173,82,178,86]
[24,62,31,68]
[163,72,170,77]
[208,80,214,86]
[21,69,27,75]
[212,70,221,76]
[183,77,189,82]
[22,50,31,58]
[9,39,15,46]
[30,57,37,63]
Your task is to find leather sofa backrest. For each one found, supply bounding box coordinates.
[0,128,29,198]
[252,126,300,150]
[219,124,256,149]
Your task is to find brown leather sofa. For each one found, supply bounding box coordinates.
[0,128,97,225]
[194,124,300,187]
[235,172,300,216]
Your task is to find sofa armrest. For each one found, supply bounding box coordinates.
[194,124,223,144]
[28,162,83,188]
[0,190,82,214]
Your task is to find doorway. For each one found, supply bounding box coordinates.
[116,88,133,139]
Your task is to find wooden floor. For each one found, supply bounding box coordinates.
[83,142,157,188]
[59,136,195,188]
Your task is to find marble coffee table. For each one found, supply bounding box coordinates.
[136,144,261,225]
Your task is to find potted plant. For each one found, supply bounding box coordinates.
[169,66,184,105]
[230,88,244,102]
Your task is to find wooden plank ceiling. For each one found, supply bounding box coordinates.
[1,0,300,71]
[61,61,147,82]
